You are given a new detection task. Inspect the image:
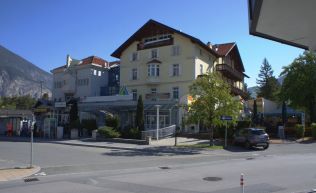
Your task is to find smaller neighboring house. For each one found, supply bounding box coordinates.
[50,55,120,126]
[51,55,119,102]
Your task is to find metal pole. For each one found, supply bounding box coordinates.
[30,114,35,168]
[155,105,160,141]
[225,121,228,148]
[240,173,244,193]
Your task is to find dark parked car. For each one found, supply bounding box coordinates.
[233,128,269,149]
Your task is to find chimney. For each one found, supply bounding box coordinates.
[66,54,72,67]
[206,42,212,49]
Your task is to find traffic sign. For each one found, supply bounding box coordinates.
[220,115,232,121]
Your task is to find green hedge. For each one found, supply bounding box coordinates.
[105,115,119,130]
[81,119,97,134]
[121,127,141,139]
[295,124,305,139]
[98,126,120,138]
[237,121,251,129]
[311,123,316,139]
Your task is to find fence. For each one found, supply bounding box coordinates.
[141,125,176,140]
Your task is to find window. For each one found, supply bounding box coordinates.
[151,88,157,94]
[132,68,137,80]
[77,79,89,86]
[200,64,203,75]
[172,87,179,99]
[144,34,171,44]
[171,45,180,56]
[132,89,137,101]
[132,52,138,61]
[172,64,180,76]
[98,71,102,76]
[93,69,97,75]
[151,49,158,59]
[199,49,203,56]
[151,88,157,101]
[148,64,159,77]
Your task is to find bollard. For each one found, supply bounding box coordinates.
[240,173,244,193]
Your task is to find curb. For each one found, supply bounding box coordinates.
[49,141,144,151]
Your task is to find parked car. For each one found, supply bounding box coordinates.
[233,128,269,149]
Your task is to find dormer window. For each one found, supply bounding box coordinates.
[144,34,171,45]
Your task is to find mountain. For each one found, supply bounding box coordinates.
[0,45,52,98]
[247,86,258,99]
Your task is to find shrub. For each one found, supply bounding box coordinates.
[213,126,234,140]
[69,119,81,130]
[311,123,316,139]
[81,119,97,134]
[295,124,305,139]
[121,127,141,139]
[237,121,251,129]
[105,115,119,130]
[98,126,120,138]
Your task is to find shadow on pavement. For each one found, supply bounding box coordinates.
[102,146,202,157]
[224,145,258,152]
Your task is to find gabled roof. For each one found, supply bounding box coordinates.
[51,55,108,73]
[111,19,219,58]
[213,42,246,73]
[213,42,235,56]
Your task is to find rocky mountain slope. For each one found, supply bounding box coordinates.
[0,45,52,98]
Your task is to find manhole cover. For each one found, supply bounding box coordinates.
[203,177,222,181]
[159,166,170,170]
[24,177,39,182]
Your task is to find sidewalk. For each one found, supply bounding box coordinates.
[0,166,40,182]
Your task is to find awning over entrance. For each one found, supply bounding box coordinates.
[248,0,316,51]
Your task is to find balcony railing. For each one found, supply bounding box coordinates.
[137,38,174,50]
[146,76,160,84]
[216,64,244,81]
[145,93,170,101]
[230,85,248,98]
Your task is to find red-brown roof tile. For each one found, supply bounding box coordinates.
[213,42,235,56]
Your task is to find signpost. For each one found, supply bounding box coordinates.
[220,115,232,148]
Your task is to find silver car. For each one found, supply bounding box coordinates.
[233,128,269,149]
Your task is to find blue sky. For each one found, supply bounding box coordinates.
[0,0,304,87]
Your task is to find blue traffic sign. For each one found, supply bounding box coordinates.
[220,115,232,121]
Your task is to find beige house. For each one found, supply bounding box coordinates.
[112,19,248,132]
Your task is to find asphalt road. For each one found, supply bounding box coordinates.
[0,141,316,193]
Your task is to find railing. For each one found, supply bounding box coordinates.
[216,64,244,80]
[230,86,247,98]
[137,38,174,50]
[146,76,160,84]
[145,93,170,101]
[141,125,176,140]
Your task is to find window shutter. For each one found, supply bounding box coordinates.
[129,53,132,62]
[179,64,182,76]
[169,64,172,77]
[137,52,140,61]
[156,49,159,58]
[129,69,132,80]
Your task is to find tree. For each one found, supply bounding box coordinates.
[280,51,316,122]
[252,99,258,126]
[243,83,253,100]
[256,58,280,100]
[135,95,144,131]
[186,72,242,146]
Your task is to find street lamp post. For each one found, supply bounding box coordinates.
[155,105,161,141]
[30,113,35,168]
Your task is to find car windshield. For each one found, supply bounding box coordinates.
[251,130,265,135]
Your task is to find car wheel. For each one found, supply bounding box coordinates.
[263,143,269,150]
[245,141,251,149]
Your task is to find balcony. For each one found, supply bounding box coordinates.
[146,76,160,84]
[145,93,170,101]
[230,85,248,99]
[216,64,244,81]
[137,38,174,50]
